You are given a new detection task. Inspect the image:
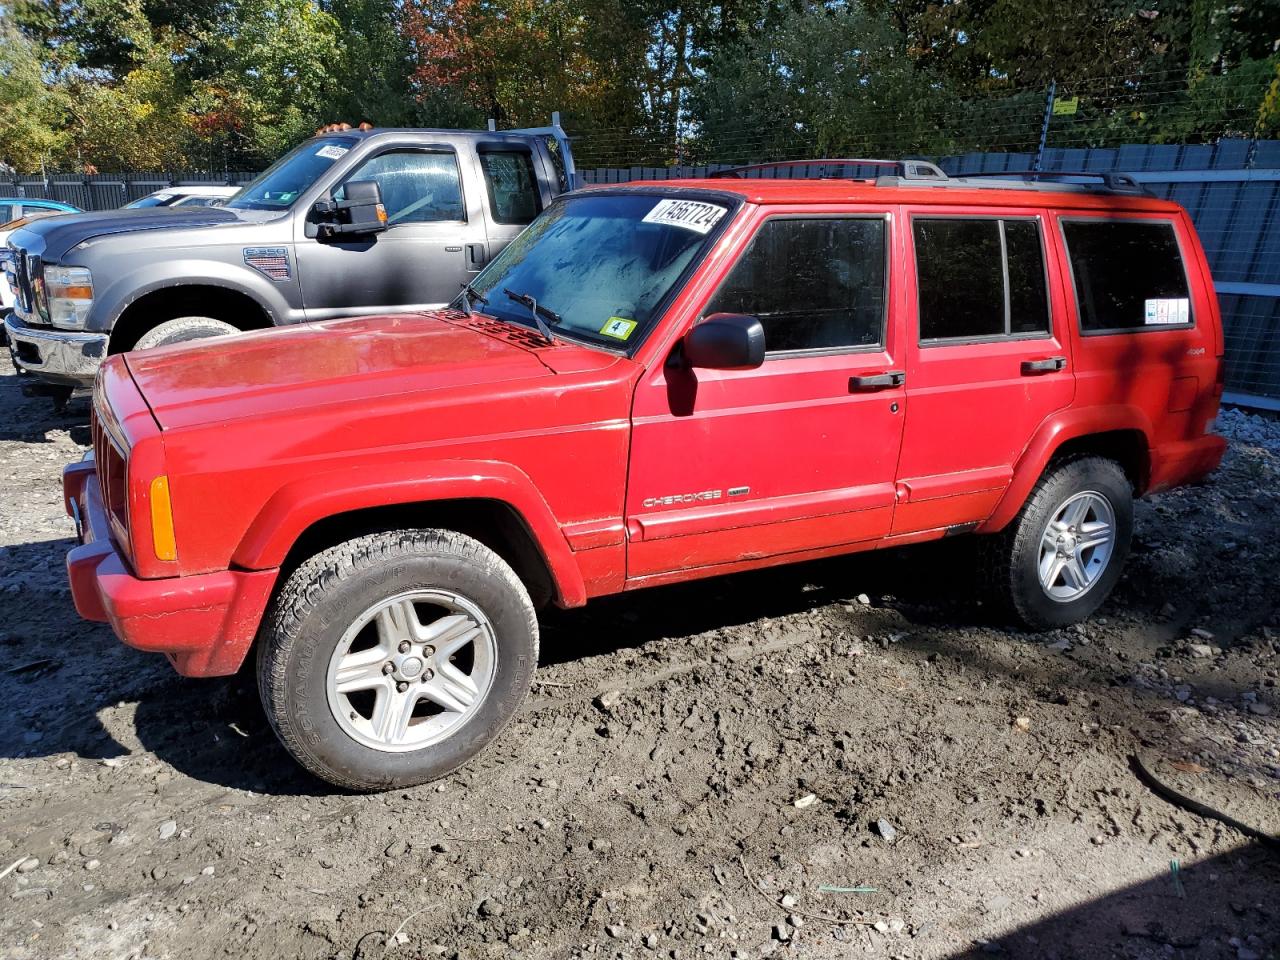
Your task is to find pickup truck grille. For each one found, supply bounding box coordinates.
[5,247,47,325]
[90,401,129,535]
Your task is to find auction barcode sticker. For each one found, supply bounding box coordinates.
[316,144,349,160]
[1144,298,1190,325]
[642,198,727,234]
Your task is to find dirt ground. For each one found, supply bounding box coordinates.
[0,363,1277,960]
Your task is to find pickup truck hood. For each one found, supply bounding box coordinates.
[123,312,588,431]
[9,207,245,261]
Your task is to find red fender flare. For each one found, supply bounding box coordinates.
[231,458,588,607]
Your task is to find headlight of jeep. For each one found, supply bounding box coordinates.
[43,265,95,329]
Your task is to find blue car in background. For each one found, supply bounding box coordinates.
[0,197,82,223]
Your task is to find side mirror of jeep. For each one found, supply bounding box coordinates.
[312,179,388,239]
[682,314,766,370]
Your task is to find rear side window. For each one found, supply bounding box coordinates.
[1062,220,1190,331]
[703,217,887,354]
[914,218,1050,340]
[480,151,542,225]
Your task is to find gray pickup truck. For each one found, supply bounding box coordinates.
[4,121,576,405]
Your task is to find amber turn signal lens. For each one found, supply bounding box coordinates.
[150,475,177,561]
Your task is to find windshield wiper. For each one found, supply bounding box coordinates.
[457,282,488,316]
[503,288,562,343]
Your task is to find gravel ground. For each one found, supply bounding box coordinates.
[0,365,1277,960]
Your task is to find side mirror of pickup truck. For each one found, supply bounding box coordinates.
[312,179,388,239]
[682,314,766,370]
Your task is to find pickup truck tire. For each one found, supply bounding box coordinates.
[257,529,538,791]
[133,316,239,351]
[987,456,1133,630]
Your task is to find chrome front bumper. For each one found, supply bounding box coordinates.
[5,312,107,386]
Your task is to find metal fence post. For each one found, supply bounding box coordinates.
[1033,80,1057,171]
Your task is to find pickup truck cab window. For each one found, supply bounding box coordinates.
[703,216,887,354]
[1061,219,1192,332]
[478,150,542,225]
[468,192,737,349]
[226,136,358,211]
[334,150,466,224]
[914,217,1050,341]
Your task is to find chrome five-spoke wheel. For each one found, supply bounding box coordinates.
[325,590,498,752]
[1038,491,1115,602]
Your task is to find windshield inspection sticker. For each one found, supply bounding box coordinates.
[1144,297,1190,325]
[642,198,727,234]
[600,317,638,340]
[315,144,349,161]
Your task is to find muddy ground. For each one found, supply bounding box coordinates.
[0,363,1277,960]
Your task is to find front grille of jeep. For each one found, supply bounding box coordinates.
[90,401,129,535]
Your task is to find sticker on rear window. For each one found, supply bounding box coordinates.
[600,317,638,340]
[1144,298,1190,325]
[315,144,349,160]
[642,198,727,234]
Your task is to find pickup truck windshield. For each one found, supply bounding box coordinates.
[468,193,734,348]
[226,137,358,211]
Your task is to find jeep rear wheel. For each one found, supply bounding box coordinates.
[133,316,239,351]
[987,456,1133,629]
[257,530,538,791]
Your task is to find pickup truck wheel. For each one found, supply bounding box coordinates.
[257,530,538,791]
[988,456,1133,630]
[132,316,239,351]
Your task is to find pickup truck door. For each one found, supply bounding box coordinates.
[625,208,907,582]
[295,143,489,319]
[472,142,557,266]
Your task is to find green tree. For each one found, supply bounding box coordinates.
[0,17,68,171]
[690,0,947,162]
[191,0,343,164]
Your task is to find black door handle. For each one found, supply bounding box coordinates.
[466,243,488,269]
[1021,356,1066,374]
[849,370,906,391]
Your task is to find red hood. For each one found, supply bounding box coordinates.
[124,311,609,431]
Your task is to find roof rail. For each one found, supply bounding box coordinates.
[957,170,1149,195]
[709,158,948,181]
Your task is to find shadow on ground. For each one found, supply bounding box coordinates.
[948,843,1278,959]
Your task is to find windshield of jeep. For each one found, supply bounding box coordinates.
[466,193,735,349]
[226,137,357,211]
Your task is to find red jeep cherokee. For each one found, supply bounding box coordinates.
[64,162,1227,789]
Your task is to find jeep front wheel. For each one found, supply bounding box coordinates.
[133,316,239,351]
[988,456,1133,629]
[257,530,538,791]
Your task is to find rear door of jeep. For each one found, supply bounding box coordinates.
[892,205,1076,535]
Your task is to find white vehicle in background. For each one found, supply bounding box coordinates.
[124,185,241,208]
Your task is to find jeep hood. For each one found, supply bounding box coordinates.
[9,206,246,262]
[123,312,609,431]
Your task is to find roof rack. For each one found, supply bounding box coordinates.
[709,158,949,181]
[956,170,1149,195]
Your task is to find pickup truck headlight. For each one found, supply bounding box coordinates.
[42,265,95,329]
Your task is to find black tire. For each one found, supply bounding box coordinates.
[257,529,538,791]
[133,316,239,351]
[984,456,1133,630]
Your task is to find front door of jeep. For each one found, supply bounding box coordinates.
[625,209,907,581]
[296,146,488,319]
